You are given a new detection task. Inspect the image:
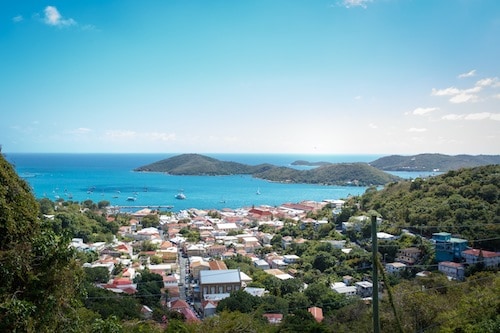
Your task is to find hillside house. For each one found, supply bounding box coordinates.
[432,232,468,262]
[199,269,241,300]
[397,247,421,265]
[461,249,500,268]
[438,261,465,281]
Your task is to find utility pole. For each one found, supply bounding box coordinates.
[372,214,380,333]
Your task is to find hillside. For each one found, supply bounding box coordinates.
[134,153,274,175]
[254,163,401,186]
[369,153,500,171]
[135,154,401,186]
[360,164,500,250]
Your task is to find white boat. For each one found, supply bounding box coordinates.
[126,196,136,201]
[256,187,261,195]
[175,192,186,200]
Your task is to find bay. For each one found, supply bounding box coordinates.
[4,153,418,212]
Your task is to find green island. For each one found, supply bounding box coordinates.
[134,153,401,186]
[1,153,499,332]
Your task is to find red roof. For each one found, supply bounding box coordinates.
[463,249,500,258]
[170,299,189,310]
[113,277,133,286]
[308,306,324,322]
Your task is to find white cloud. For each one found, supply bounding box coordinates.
[442,114,463,120]
[412,107,439,116]
[431,87,461,96]
[12,15,23,23]
[368,123,378,129]
[69,127,92,135]
[442,112,500,121]
[408,128,427,132]
[105,130,137,139]
[43,6,76,27]
[340,0,372,9]
[449,92,478,104]
[458,70,476,78]
[476,77,499,87]
[148,132,176,141]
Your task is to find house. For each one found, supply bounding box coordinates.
[199,269,241,300]
[308,306,324,322]
[208,260,228,270]
[190,260,210,281]
[283,254,300,264]
[397,247,421,265]
[254,259,270,270]
[263,313,283,324]
[462,249,500,268]
[331,282,357,297]
[438,261,465,281]
[432,232,468,262]
[201,300,218,318]
[355,281,373,298]
[385,262,407,275]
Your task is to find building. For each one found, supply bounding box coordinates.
[432,232,468,262]
[308,306,324,322]
[462,249,500,268]
[397,247,421,265]
[331,282,357,297]
[385,262,407,275]
[199,269,241,300]
[355,281,373,298]
[438,261,465,281]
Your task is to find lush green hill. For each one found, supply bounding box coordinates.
[135,154,401,186]
[360,164,500,250]
[134,153,274,175]
[369,153,500,171]
[255,163,401,186]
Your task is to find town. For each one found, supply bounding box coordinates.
[67,197,499,325]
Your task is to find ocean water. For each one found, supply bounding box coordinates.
[4,153,427,212]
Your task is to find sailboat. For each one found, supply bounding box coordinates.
[256,187,261,195]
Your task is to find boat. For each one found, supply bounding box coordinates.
[126,196,137,201]
[256,187,261,195]
[175,192,186,200]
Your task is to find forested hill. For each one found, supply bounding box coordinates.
[369,153,500,171]
[134,153,275,175]
[135,154,401,186]
[361,164,500,250]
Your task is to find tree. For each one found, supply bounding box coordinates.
[0,154,82,332]
[134,270,163,308]
[216,289,262,313]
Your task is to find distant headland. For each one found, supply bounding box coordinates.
[134,153,401,186]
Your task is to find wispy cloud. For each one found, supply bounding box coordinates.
[68,127,92,135]
[105,130,137,140]
[147,132,176,141]
[458,69,476,78]
[43,6,76,27]
[408,128,427,132]
[442,112,500,121]
[12,15,23,23]
[431,76,500,104]
[339,0,372,9]
[368,123,378,129]
[411,107,439,116]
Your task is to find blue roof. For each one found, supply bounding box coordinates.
[200,269,241,284]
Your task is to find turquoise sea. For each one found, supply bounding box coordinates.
[5,153,438,212]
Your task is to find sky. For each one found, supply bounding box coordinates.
[1,0,499,155]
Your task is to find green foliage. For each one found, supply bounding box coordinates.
[0,154,83,332]
[83,285,141,320]
[133,270,163,308]
[84,266,110,284]
[361,165,500,249]
[216,289,262,313]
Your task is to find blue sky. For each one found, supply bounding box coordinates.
[1,0,499,155]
